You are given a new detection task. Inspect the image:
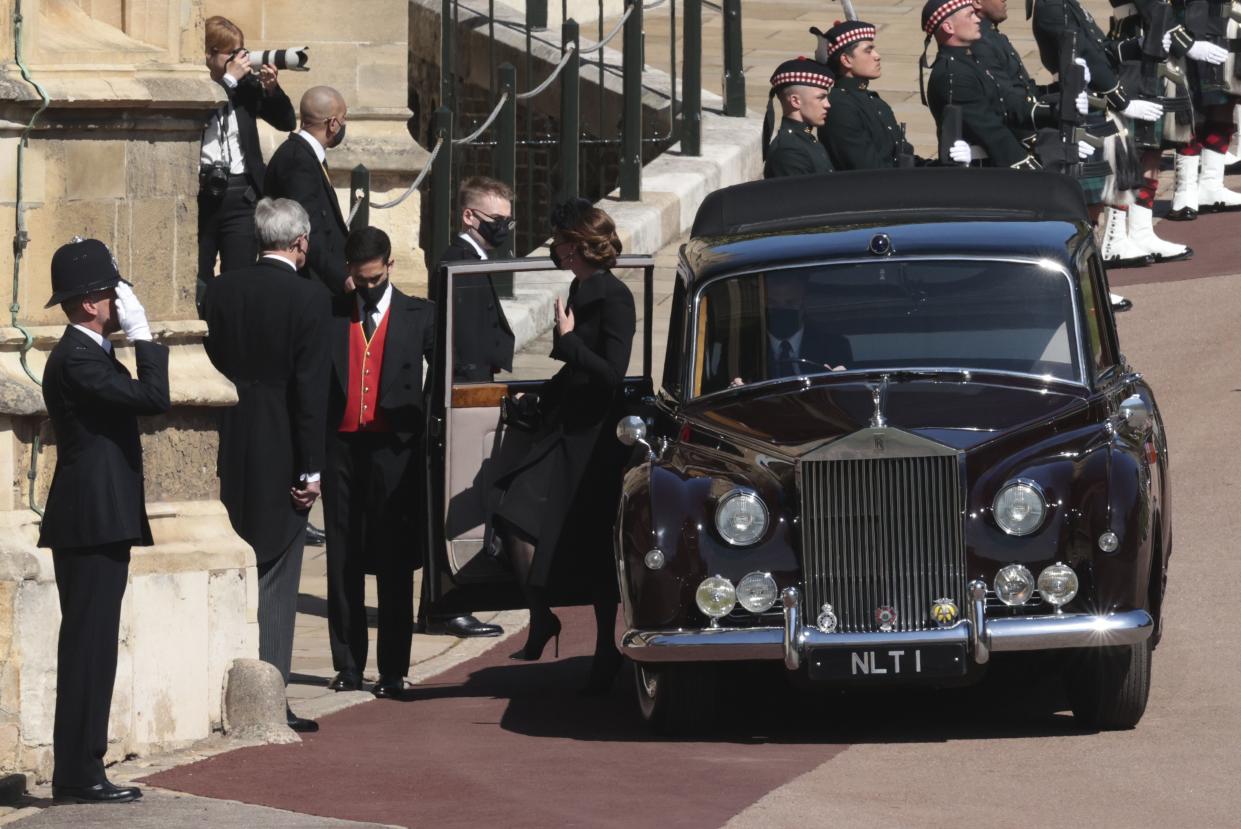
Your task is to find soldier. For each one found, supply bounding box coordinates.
[762,58,835,178]
[921,0,1041,168]
[814,19,971,168]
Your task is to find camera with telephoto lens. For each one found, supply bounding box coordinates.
[199,160,230,198]
[243,46,310,72]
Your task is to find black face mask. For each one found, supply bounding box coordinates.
[328,121,346,148]
[768,307,802,339]
[477,216,511,248]
[356,277,388,307]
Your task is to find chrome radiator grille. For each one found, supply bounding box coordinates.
[800,455,966,633]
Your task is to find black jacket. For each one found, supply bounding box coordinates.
[927,46,1035,168]
[439,235,515,381]
[38,329,171,550]
[263,135,348,296]
[327,287,436,438]
[764,117,835,178]
[493,269,636,588]
[1032,0,1126,102]
[821,77,917,170]
[216,76,296,195]
[974,19,1056,132]
[204,257,332,562]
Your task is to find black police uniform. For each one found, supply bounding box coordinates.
[822,77,918,170]
[765,116,835,177]
[927,45,1038,167]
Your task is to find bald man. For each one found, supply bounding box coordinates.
[264,85,350,295]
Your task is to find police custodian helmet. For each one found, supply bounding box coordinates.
[45,238,123,308]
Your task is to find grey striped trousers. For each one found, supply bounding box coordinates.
[256,526,307,684]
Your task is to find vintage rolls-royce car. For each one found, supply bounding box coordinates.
[613,169,1171,735]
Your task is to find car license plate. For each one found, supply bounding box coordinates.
[808,644,968,681]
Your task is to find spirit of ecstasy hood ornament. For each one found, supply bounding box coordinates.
[868,374,890,429]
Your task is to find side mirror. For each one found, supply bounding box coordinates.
[1119,394,1151,435]
[616,415,654,459]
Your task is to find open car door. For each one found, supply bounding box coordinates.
[423,255,655,617]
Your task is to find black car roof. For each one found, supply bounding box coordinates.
[691,168,1089,238]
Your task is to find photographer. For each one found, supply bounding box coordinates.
[198,16,296,317]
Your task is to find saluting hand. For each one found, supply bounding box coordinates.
[555,295,575,336]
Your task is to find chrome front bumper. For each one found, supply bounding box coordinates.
[622,584,1154,669]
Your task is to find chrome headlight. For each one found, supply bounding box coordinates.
[992,480,1047,536]
[736,572,778,613]
[695,576,736,619]
[994,563,1035,606]
[1037,563,1079,607]
[715,490,769,546]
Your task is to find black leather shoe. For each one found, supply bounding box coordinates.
[286,707,319,733]
[372,676,405,699]
[305,523,327,546]
[426,614,503,638]
[328,671,363,692]
[52,781,142,804]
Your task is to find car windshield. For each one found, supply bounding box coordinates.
[690,259,1081,397]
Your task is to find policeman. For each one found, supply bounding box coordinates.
[39,239,171,803]
[762,57,835,178]
[921,0,1040,168]
[816,19,970,168]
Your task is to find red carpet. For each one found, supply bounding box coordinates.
[141,608,846,828]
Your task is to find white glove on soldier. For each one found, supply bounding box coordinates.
[1078,140,1095,159]
[1122,99,1163,121]
[1074,57,1091,85]
[948,140,972,164]
[1162,30,1172,54]
[114,282,152,342]
[1187,41,1228,64]
[1076,91,1089,115]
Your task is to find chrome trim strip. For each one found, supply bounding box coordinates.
[969,580,989,664]
[782,587,801,670]
[621,609,1153,664]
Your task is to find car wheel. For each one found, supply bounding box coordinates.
[634,663,717,737]
[1065,639,1152,730]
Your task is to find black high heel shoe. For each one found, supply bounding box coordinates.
[578,645,624,696]
[510,612,561,661]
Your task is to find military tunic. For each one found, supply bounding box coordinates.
[1033,0,1131,106]
[763,116,835,178]
[973,19,1056,131]
[820,77,917,170]
[927,45,1036,167]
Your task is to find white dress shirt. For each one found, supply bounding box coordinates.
[768,327,805,367]
[72,324,112,355]
[296,130,327,165]
[356,281,393,331]
[458,231,488,260]
[200,74,246,175]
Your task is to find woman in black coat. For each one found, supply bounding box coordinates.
[491,199,636,693]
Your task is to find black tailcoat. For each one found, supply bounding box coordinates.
[492,269,636,588]
[263,135,348,296]
[38,329,171,550]
[204,257,332,563]
[439,235,515,381]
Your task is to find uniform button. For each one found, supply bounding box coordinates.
[363,404,368,410]
[365,351,371,357]
[365,368,371,375]
[364,386,370,393]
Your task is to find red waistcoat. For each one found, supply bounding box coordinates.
[338,306,393,433]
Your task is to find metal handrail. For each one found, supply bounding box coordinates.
[578,4,632,55]
[515,42,577,100]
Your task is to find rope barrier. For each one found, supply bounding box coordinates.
[347,137,445,227]
[578,5,633,55]
[515,42,577,100]
[642,0,669,9]
[453,91,509,145]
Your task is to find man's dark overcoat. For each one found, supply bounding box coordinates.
[263,135,349,296]
[438,235,515,381]
[204,257,331,562]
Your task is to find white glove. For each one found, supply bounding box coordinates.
[1187,41,1228,64]
[1076,91,1089,115]
[1162,30,1172,54]
[1078,139,1094,159]
[1074,57,1091,85]
[1122,99,1163,121]
[948,140,972,164]
[114,282,152,342]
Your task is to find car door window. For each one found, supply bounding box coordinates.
[1079,256,1118,379]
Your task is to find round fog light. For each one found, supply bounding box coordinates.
[994,564,1035,606]
[643,549,665,570]
[1038,563,1079,606]
[736,572,778,613]
[695,576,736,620]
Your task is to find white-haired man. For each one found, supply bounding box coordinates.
[203,197,331,733]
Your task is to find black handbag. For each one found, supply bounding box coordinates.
[500,392,541,432]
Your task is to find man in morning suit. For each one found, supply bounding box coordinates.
[765,271,852,379]
[416,175,514,639]
[325,227,436,696]
[197,15,296,316]
[263,85,350,296]
[762,57,836,178]
[203,198,331,732]
[40,239,170,803]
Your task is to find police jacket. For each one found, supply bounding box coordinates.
[821,77,917,170]
[764,117,834,178]
[927,45,1036,168]
[38,329,171,550]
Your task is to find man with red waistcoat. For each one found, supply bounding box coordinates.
[324,226,435,697]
